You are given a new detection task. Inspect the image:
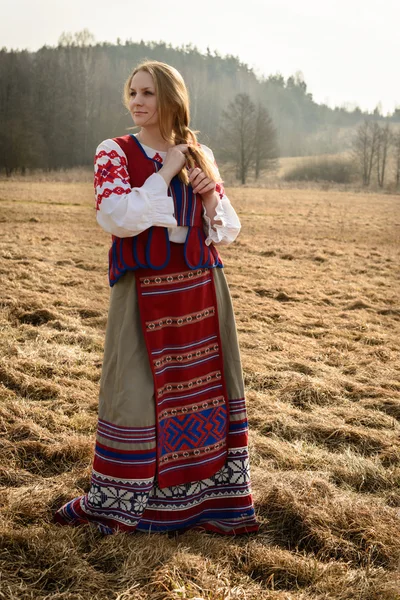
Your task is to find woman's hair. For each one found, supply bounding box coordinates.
[123,60,221,185]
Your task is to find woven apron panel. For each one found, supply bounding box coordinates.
[135,243,229,488]
[53,265,259,534]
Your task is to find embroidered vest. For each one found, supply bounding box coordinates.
[108,135,223,286]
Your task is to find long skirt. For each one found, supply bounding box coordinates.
[54,250,258,535]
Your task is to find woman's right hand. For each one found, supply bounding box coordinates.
[158,144,189,185]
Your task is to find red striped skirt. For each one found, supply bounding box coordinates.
[54,244,258,534]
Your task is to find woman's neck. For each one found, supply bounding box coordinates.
[137,127,174,152]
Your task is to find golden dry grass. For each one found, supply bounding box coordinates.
[0,178,399,599]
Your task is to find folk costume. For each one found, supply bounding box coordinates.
[54,134,259,535]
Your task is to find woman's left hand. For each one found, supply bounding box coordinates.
[188,168,216,201]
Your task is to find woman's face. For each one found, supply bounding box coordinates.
[128,70,158,128]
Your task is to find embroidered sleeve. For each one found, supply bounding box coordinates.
[199,144,241,246]
[94,139,177,238]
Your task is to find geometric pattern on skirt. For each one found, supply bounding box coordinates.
[54,264,259,535]
[136,260,229,489]
[55,399,258,534]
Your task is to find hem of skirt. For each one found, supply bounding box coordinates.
[53,511,259,536]
[189,522,260,536]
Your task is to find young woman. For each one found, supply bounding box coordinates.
[54,60,259,535]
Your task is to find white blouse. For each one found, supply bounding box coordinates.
[94,136,241,246]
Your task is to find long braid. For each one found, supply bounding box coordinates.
[173,119,221,186]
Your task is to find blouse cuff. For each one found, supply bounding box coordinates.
[142,173,177,228]
[203,196,241,246]
[141,171,168,196]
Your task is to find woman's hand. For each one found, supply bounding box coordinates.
[189,167,220,227]
[188,167,217,202]
[158,144,189,185]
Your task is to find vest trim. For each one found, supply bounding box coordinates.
[107,135,224,287]
[129,133,163,165]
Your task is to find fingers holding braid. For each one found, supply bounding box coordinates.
[173,120,220,190]
[189,167,216,195]
[173,122,196,182]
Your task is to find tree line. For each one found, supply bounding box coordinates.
[1,31,399,180]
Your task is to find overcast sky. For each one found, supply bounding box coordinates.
[2,0,399,115]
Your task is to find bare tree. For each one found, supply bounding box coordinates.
[220,94,256,184]
[58,29,96,47]
[376,123,392,188]
[352,120,380,186]
[394,130,400,189]
[254,103,279,179]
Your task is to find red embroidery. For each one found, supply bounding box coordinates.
[213,160,225,199]
[215,182,225,200]
[94,150,128,165]
[153,152,163,163]
[94,159,129,190]
[95,186,131,210]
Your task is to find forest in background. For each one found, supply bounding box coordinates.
[1,33,400,174]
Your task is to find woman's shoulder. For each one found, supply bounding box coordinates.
[95,138,124,152]
[95,138,128,161]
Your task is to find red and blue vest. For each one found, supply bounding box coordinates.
[108,135,224,286]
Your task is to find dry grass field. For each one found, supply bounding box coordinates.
[0,177,399,600]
